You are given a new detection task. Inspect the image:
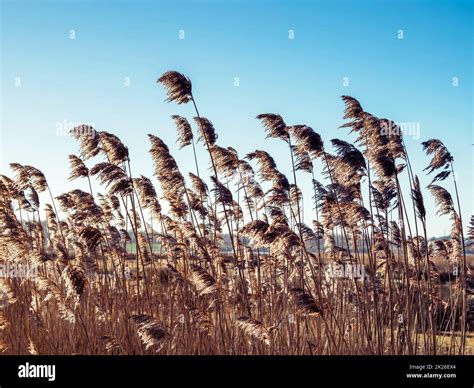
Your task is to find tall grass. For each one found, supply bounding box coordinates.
[0,71,472,355]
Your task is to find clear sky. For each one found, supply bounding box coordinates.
[1,0,472,237]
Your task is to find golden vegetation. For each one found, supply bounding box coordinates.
[0,71,473,355]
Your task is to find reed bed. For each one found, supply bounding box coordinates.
[0,71,472,355]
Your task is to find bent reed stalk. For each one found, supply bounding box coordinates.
[0,71,471,355]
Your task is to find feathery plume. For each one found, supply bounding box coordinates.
[428,185,455,216]
[290,125,324,159]
[157,71,192,104]
[68,155,89,181]
[129,314,168,351]
[194,117,218,146]
[62,265,87,308]
[236,316,271,346]
[98,131,129,165]
[190,264,217,296]
[172,115,193,149]
[256,113,288,141]
[422,139,453,177]
[70,125,99,160]
[291,288,322,316]
[411,176,426,221]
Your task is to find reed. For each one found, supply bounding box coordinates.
[0,71,472,355]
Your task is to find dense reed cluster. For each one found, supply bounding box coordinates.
[0,71,473,355]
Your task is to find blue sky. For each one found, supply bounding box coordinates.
[1,0,472,237]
